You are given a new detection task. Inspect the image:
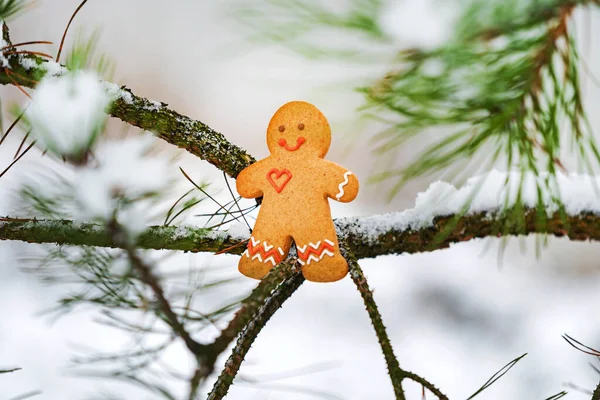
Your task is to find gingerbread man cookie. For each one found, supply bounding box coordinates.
[236,101,359,282]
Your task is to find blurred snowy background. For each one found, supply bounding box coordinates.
[2,1,600,399]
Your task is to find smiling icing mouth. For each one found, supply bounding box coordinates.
[278,137,306,151]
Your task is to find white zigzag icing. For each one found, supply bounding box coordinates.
[309,241,321,249]
[335,171,353,201]
[264,256,277,266]
[297,244,308,253]
[320,250,335,260]
[305,254,321,264]
[324,239,335,246]
[245,238,284,264]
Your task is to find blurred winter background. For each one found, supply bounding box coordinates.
[2,1,600,399]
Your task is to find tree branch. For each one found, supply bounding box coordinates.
[3,209,600,259]
[0,23,255,179]
[206,260,305,400]
[592,381,600,400]
[106,219,208,357]
[342,246,406,400]
[343,246,449,400]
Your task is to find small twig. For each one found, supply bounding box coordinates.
[56,0,89,62]
[4,67,30,98]
[0,367,22,374]
[209,260,299,355]
[402,371,449,400]
[214,238,249,255]
[341,246,406,400]
[0,111,25,147]
[13,130,30,159]
[3,50,53,59]
[223,171,252,232]
[206,260,304,400]
[563,334,600,356]
[0,140,35,179]
[179,167,244,225]
[107,219,207,358]
[592,381,600,400]
[0,40,53,51]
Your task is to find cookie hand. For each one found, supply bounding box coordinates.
[236,162,265,199]
[322,161,359,203]
[333,170,359,203]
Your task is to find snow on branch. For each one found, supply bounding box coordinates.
[26,69,111,161]
[3,171,600,259]
[0,23,254,178]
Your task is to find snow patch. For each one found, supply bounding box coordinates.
[336,170,600,243]
[226,221,251,240]
[26,70,111,158]
[74,136,172,237]
[102,82,134,104]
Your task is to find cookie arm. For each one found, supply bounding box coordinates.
[323,161,359,203]
[236,161,265,199]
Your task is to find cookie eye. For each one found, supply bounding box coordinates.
[298,123,305,130]
[278,125,285,132]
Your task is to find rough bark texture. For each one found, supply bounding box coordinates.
[0,24,254,178]
[206,261,305,400]
[2,209,599,260]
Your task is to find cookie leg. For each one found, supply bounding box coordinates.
[294,233,348,283]
[238,231,291,280]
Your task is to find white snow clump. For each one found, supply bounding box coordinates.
[74,136,172,236]
[26,70,113,159]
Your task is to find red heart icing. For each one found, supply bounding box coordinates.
[267,168,292,193]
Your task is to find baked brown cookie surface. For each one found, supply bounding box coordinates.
[236,101,359,282]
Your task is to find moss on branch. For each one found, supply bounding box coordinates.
[0,23,254,178]
[3,209,600,260]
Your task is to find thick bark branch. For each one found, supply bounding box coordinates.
[206,260,304,400]
[0,24,255,179]
[107,219,209,357]
[2,209,599,259]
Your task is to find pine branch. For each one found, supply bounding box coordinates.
[208,259,299,354]
[106,218,209,357]
[206,260,304,400]
[342,246,406,400]
[343,246,449,399]
[3,209,600,259]
[0,23,254,179]
[592,381,600,400]
[402,370,449,400]
[186,261,302,389]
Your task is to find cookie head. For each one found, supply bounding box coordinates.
[267,101,331,158]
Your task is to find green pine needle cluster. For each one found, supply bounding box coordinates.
[232,0,600,234]
[64,28,116,80]
[0,0,28,21]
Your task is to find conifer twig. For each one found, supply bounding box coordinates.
[106,218,208,357]
[0,23,255,179]
[206,260,304,400]
[592,381,600,400]
[342,245,449,400]
[208,260,300,354]
[4,209,600,259]
[341,246,406,400]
